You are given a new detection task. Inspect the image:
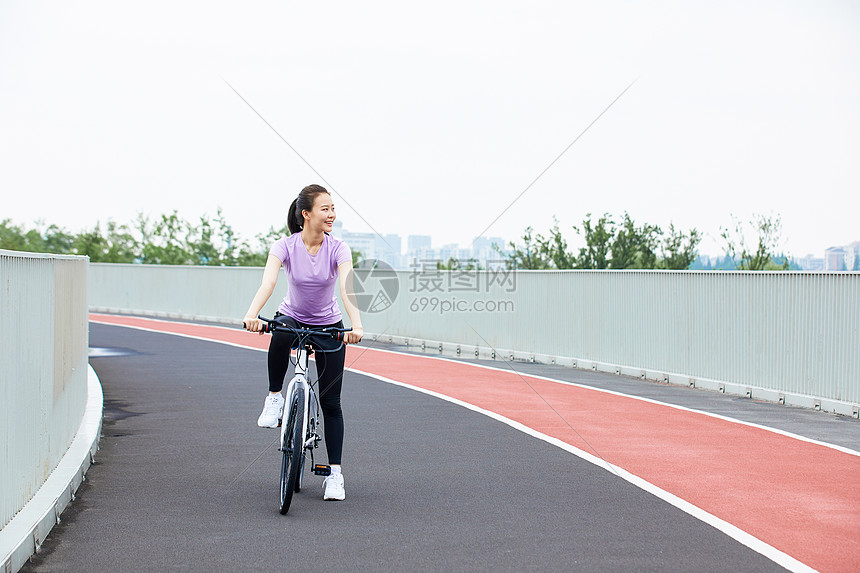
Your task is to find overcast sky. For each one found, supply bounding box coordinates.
[1,0,858,257]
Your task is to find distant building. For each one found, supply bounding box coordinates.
[797,254,825,271]
[335,228,403,268]
[824,242,860,271]
[341,231,377,262]
[405,235,434,269]
[846,241,860,271]
[378,234,403,268]
[437,244,472,265]
[407,235,432,252]
[825,247,846,271]
[472,236,506,265]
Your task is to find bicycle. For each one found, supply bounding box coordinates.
[257,316,351,514]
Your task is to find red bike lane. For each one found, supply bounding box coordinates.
[89,314,860,573]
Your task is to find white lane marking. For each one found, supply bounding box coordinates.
[347,368,816,573]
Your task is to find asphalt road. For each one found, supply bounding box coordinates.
[22,322,796,572]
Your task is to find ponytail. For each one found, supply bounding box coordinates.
[287,184,330,235]
[287,197,303,234]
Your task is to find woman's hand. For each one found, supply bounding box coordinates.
[243,315,263,333]
[345,326,363,344]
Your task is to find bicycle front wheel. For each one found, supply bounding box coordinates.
[279,389,305,514]
[295,448,306,493]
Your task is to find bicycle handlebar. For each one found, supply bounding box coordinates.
[250,316,352,342]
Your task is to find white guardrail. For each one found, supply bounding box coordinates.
[88,264,860,417]
[1,250,98,572]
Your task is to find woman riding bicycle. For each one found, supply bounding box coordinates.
[243,184,363,501]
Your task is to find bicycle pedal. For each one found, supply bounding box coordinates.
[312,464,331,476]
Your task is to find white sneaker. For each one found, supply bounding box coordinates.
[323,473,345,501]
[257,393,284,428]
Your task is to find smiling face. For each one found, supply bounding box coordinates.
[302,192,335,233]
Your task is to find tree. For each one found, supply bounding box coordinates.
[610,213,660,269]
[496,226,553,270]
[1,219,77,254]
[186,210,239,266]
[659,223,702,270]
[187,208,239,266]
[138,211,193,265]
[498,213,704,271]
[1,210,288,267]
[233,224,289,266]
[217,210,239,265]
[574,213,614,269]
[72,225,108,261]
[544,217,576,269]
[43,224,76,254]
[1,219,35,251]
[101,222,138,262]
[720,213,789,271]
[187,215,219,265]
[436,257,479,270]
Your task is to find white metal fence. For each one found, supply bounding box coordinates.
[88,264,860,416]
[0,251,89,529]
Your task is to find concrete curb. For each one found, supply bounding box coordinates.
[0,365,103,573]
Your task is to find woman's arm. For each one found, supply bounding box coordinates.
[243,254,283,332]
[338,261,364,344]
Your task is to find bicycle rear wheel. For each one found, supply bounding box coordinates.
[279,389,304,514]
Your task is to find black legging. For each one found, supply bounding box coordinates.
[268,315,346,465]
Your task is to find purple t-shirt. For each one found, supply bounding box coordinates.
[269,233,352,325]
